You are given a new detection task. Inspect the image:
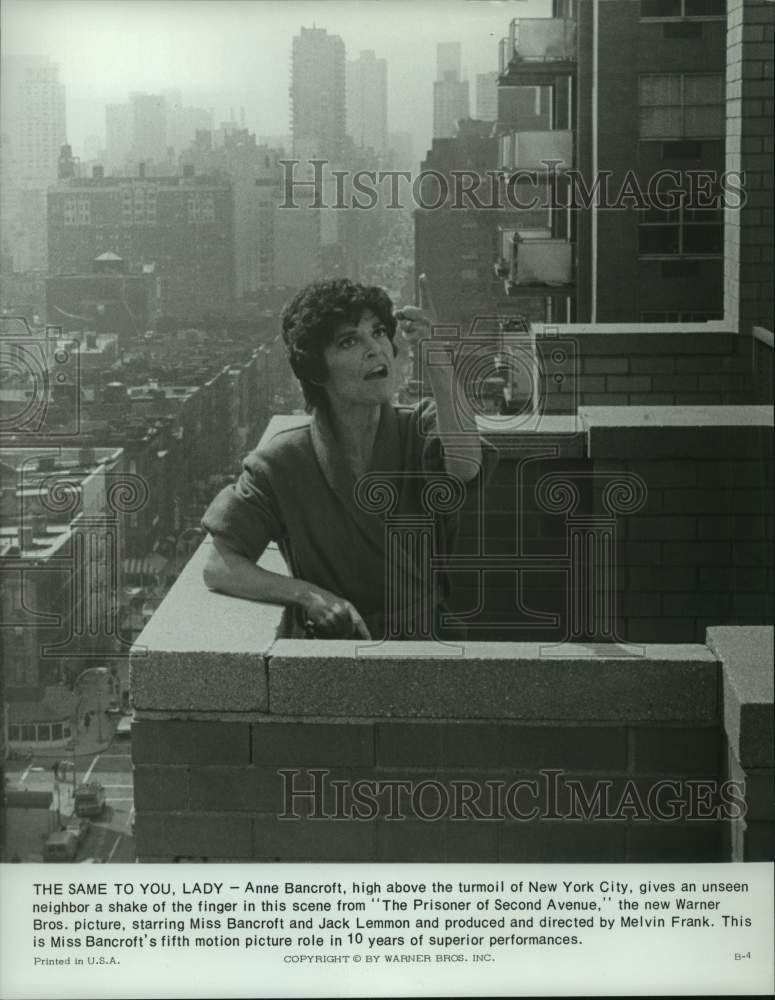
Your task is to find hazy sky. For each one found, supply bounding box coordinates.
[1,0,548,158]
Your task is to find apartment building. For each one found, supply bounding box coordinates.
[497,0,727,322]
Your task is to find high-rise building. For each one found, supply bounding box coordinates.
[130,93,167,165]
[433,43,470,139]
[415,120,533,327]
[0,55,67,270]
[496,0,728,322]
[181,128,284,297]
[105,103,133,173]
[290,26,346,160]
[476,71,499,122]
[433,78,470,139]
[105,93,211,174]
[437,42,462,81]
[163,88,213,156]
[346,49,388,156]
[1,55,66,187]
[386,131,416,172]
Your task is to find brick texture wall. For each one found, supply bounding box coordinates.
[132,637,733,864]
[533,331,767,414]
[131,628,773,865]
[133,718,724,863]
[725,0,775,335]
[450,410,774,645]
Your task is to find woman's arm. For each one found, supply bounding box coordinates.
[396,274,483,482]
[203,536,371,638]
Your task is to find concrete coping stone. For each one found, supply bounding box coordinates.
[130,538,283,713]
[580,405,774,428]
[265,640,719,722]
[529,323,733,336]
[706,626,774,769]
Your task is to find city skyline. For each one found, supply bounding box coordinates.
[1,0,550,162]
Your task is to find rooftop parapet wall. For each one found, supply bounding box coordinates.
[709,626,774,862]
[130,548,772,864]
[130,404,773,862]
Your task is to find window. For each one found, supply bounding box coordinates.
[8,725,20,742]
[21,724,35,741]
[641,0,725,17]
[188,193,215,223]
[52,723,63,740]
[63,197,76,225]
[639,74,724,139]
[638,203,723,257]
[122,185,157,225]
[77,198,91,224]
[38,724,51,742]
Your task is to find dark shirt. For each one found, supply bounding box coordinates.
[202,399,496,638]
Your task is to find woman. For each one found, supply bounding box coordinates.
[201,274,494,640]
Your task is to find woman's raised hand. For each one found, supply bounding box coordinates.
[395,273,437,345]
[301,585,372,640]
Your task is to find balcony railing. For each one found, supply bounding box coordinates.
[502,17,577,70]
[499,130,574,173]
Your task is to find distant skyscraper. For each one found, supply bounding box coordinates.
[0,55,67,269]
[163,88,213,155]
[387,131,415,172]
[346,49,388,156]
[433,41,469,139]
[291,26,346,161]
[130,93,167,164]
[433,78,469,139]
[476,72,499,122]
[105,103,133,172]
[436,42,462,82]
[1,55,66,187]
[181,127,284,296]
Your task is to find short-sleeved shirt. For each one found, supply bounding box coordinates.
[202,399,497,639]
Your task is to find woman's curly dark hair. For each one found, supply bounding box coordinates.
[280,278,398,411]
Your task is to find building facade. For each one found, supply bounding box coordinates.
[47,165,235,320]
[476,71,499,122]
[497,0,727,322]
[346,49,388,157]
[0,55,67,270]
[290,26,347,161]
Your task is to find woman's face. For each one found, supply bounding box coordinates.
[321,308,396,408]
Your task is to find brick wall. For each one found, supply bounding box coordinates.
[725,0,775,335]
[451,406,773,645]
[710,627,774,862]
[131,573,773,864]
[533,331,767,414]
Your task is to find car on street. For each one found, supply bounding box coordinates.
[74,781,106,817]
[115,715,133,739]
[43,830,80,862]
